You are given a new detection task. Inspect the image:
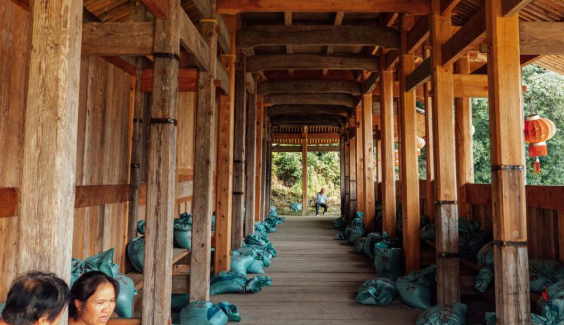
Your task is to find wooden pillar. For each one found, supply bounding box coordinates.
[265,137,272,212]
[380,59,397,236]
[349,123,358,222]
[376,135,383,203]
[231,62,247,250]
[344,132,351,220]
[355,106,366,213]
[423,44,435,223]
[261,121,270,219]
[254,96,264,221]
[486,0,530,323]
[143,0,180,321]
[214,18,237,273]
[340,132,346,215]
[454,55,474,220]
[430,1,460,304]
[399,14,421,273]
[362,81,376,231]
[245,91,257,235]
[17,0,83,285]
[190,6,218,302]
[302,126,309,216]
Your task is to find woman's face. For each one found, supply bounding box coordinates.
[74,282,116,325]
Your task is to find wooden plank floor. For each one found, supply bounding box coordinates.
[211,216,421,324]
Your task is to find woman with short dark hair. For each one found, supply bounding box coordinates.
[69,271,119,325]
[0,271,70,325]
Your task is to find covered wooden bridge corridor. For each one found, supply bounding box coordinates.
[1,0,564,324]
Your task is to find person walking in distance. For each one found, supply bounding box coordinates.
[316,188,329,217]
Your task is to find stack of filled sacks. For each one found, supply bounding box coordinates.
[210,271,272,295]
[180,301,241,325]
[486,299,564,324]
[374,242,403,281]
[261,206,285,234]
[475,241,494,293]
[336,212,364,243]
[419,217,490,255]
[530,259,564,293]
[416,303,467,325]
[71,249,137,317]
[397,265,436,310]
[333,215,347,230]
[356,278,398,306]
[289,202,302,213]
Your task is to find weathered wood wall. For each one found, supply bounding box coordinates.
[177,92,197,214]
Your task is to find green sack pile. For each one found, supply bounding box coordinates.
[333,216,347,230]
[174,213,193,250]
[356,278,398,306]
[364,232,399,259]
[244,234,276,258]
[416,303,467,325]
[336,225,352,240]
[266,206,285,228]
[374,242,403,281]
[458,217,491,255]
[210,271,272,295]
[487,299,564,325]
[180,301,240,325]
[538,280,564,309]
[397,265,436,310]
[71,249,137,318]
[289,202,302,212]
[530,260,564,293]
[420,223,436,242]
[475,241,494,293]
[127,236,145,273]
[348,212,366,245]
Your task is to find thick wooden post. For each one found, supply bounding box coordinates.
[486,1,530,323]
[362,84,376,231]
[430,0,460,304]
[454,55,474,220]
[423,44,435,223]
[340,133,346,215]
[355,106,366,213]
[232,62,247,250]
[143,0,180,321]
[265,137,272,212]
[349,123,358,222]
[17,0,83,288]
[214,18,237,273]
[254,96,264,221]
[302,126,309,216]
[245,91,257,235]
[399,14,420,273]
[190,5,218,302]
[261,121,270,218]
[379,61,397,236]
[344,132,351,220]
[376,135,383,203]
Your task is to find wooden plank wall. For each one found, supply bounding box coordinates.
[0,0,30,301]
[177,92,197,214]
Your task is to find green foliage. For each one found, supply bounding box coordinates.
[472,65,564,185]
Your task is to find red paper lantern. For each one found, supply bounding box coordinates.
[394,149,399,167]
[524,114,556,174]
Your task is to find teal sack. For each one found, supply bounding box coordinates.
[420,224,435,242]
[247,260,265,274]
[539,280,564,308]
[216,302,241,322]
[263,222,276,233]
[364,232,398,259]
[397,265,436,310]
[354,237,366,253]
[416,303,467,325]
[333,216,347,229]
[458,218,491,255]
[211,214,216,232]
[71,258,86,286]
[174,215,193,250]
[289,203,302,212]
[127,236,145,273]
[532,299,564,325]
[336,225,352,240]
[137,220,146,235]
[245,276,272,293]
[485,312,497,325]
[85,248,120,278]
[530,260,564,293]
[0,302,5,314]
[475,267,494,293]
[210,271,271,295]
[180,301,228,325]
[348,212,365,245]
[172,294,190,312]
[375,242,403,281]
[113,274,136,318]
[254,223,268,238]
[269,206,278,217]
[356,278,398,306]
[230,254,255,275]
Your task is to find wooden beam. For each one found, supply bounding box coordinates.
[264,93,355,107]
[430,0,460,304]
[399,15,420,274]
[258,80,361,95]
[214,18,237,273]
[486,0,530,323]
[245,92,258,233]
[423,44,435,223]
[364,73,380,94]
[271,133,340,140]
[520,22,564,55]
[191,0,213,18]
[302,127,308,216]
[179,10,212,72]
[384,50,400,71]
[215,59,230,95]
[348,122,358,222]
[0,188,18,218]
[454,56,474,220]
[75,185,130,209]
[247,54,380,73]
[217,15,232,54]
[191,5,218,302]
[140,0,168,19]
[324,12,346,75]
[245,73,256,94]
[142,0,179,322]
[270,115,346,127]
[141,69,197,92]
[8,0,29,10]
[217,0,430,15]
[267,105,350,116]
[355,104,366,216]
[237,25,400,50]
[406,57,431,92]
[231,61,247,250]
[502,0,534,17]
[259,115,269,220]
[405,16,430,55]
[440,0,462,14]
[379,59,396,236]
[344,130,352,221]
[441,7,486,66]
[17,0,82,285]
[82,22,154,56]
[272,145,339,152]
[340,133,347,214]
[362,82,376,232]
[252,95,262,223]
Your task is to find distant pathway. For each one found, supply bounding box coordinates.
[212,216,420,325]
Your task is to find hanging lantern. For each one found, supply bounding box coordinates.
[394,149,399,167]
[417,136,426,156]
[524,114,557,174]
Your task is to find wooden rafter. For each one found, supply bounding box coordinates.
[258,80,362,95]
[324,12,345,75]
[140,0,168,19]
[272,145,339,152]
[406,57,431,92]
[272,132,340,140]
[179,10,212,71]
[520,22,564,55]
[405,16,430,55]
[267,105,350,116]
[264,93,355,107]
[82,22,154,56]
[441,7,486,66]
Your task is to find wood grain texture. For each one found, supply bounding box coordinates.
[520,22,564,55]
[0,188,18,218]
[406,57,431,92]
[423,45,435,223]
[179,9,211,72]
[362,91,376,232]
[247,54,380,73]
[264,93,354,108]
[267,105,350,117]
[348,122,357,222]
[272,145,339,152]
[245,92,258,232]
[302,127,308,216]
[82,22,154,56]
[379,67,396,236]
[441,7,486,66]
[255,97,265,221]
[140,0,168,19]
[258,80,361,96]
[405,16,430,55]
[232,65,247,250]
[355,106,365,214]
